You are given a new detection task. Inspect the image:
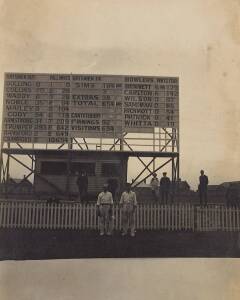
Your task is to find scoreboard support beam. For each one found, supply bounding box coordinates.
[132,157,175,187]
[131,157,156,186]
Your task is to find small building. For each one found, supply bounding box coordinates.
[34,150,128,200]
[220,181,240,189]
[177,180,190,191]
[219,181,240,205]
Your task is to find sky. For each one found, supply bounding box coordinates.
[0,0,240,189]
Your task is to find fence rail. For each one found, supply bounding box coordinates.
[0,201,239,231]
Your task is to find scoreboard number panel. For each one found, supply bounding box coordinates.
[3,73,179,144]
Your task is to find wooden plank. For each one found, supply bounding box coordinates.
[38,203,42,229]
[6,202,10,228]
[0,202,3,227]
[46,204,50,229]
[229,207,232,232]
[176,204,179,230]
[89,204,93,230]
[27,202,32,229]
[183,204,186,230]
[173,204,176,231]
[147,204,150,230]
[236,207,240,231]
[160,204,163,229]
[34,203,38,229]
[42,203,47,229]
[83,204,86,230]
[189,204,192,230]
[4,202,9,228]
[143,204,146,230]
[26,202,30,228]
[53,204,56,229]
[181,204,184,230]
[9,202,14,228]
[156,204,159,230]
[74,204,79,230]
[66,204,69,229]
[11,202,16,228]
[148,204,150,230]
[162,204,166,229]
[149,204,152,230]
[25,202,29,229]
[68,204,72,230]
[233,207,236,231]
[79,203,83,230]
[174,205,177,230]
[165,205,168,230]
[20,202,24,229]
[196,206,200,231]
[73,204,76,230]
[57,205,61,229]
[139,205,142,229]
[205,206,208,231]
[168,205,171,231]
[202,206,205,231]
[31,202,35,229]
[146,204,149,230]
[221,206,225,231]
[86,204,89,229]
[17,202,21,228]
[68,204,72,229]
[73,204,77,230]
[20,202,25,229]
[154,203,157,230]
[49,203,53,229]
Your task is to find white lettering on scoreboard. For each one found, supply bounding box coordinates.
[3,73,179,143]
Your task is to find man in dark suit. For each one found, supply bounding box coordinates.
[199,170,209,206]
[76,171,88,202]
[159,172,171,204]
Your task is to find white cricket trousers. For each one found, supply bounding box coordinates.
[99,205,113,234]
[122,205,135,234]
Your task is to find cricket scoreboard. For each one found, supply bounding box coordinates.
[2,73,179,144]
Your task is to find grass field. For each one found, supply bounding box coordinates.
[0,229,239,260]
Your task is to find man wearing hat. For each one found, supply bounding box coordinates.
[119,183,138,237]
[159,172,171,204]
[96,184,114,236]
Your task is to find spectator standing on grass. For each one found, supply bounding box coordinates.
[199,170,208,206]
[159,172,171,204]
[120,183,137,237]
[150,173,159,201]
[96,184,114,236]
[76,171,88,202]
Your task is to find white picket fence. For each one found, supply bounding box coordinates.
[0,201,194,231]
[196,206,240,231]
[0,201,239,231]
